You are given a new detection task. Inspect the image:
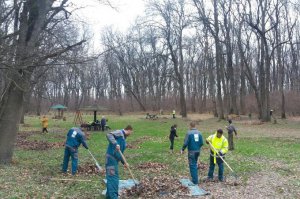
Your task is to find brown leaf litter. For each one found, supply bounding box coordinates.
[77,163,103,175]
[201,172,300,198]
[123,176,189,198]
[126,136,152,149]
[16,131,64,150]
[137,162,168,172]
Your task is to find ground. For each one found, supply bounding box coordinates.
[0,113,299,198]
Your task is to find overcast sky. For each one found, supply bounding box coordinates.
[69,0,146,50]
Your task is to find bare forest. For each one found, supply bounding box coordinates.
[1,0,300,163]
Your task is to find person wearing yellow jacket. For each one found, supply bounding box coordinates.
[206,129,228,182]
[41,115,49,133]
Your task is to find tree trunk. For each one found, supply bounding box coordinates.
[178,76,187,117]
[239,57,246,115]
[214,0,224,119]
[0,83,23,163]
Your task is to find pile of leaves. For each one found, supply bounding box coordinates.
[197,162,209,170]
[77,163,103,175]
[123,176,189,198]
[137,162,168,172]
[126,144,141,149]
[16,139,64,150]
[126,136,152,149]
[16,132,64,150]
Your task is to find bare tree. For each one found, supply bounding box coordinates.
[0,0,85,164]
[193,0,225,119]
[146,0,190,117]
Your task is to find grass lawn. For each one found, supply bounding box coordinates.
[0,113,299,198]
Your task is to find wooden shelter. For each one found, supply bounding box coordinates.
[79,104,108,122]
[51,104,67,119]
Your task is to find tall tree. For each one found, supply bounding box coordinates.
[146,0,190,117]
[0,0,85,164]
[193,0,225,119]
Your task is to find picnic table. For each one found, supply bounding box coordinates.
[146,113,158,119]
[80,122,111,131]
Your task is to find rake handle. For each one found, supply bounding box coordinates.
[88,150,103,171]
[118,150,137,183]
[207,141,234,173]
[50,178,92,182]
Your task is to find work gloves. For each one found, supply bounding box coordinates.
[218,151,223,156]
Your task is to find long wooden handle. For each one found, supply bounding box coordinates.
[207,141,234,173]
[119,151,137,183]
[50,178,93,182]
[88,150,103,171]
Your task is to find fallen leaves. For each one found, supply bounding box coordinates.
[137,162,168,172]
[200,171,300,198]
[77,163,103,176]
[15,131,64,150]
[123,176,189,198]
[126,144,141,149]
[16,138,64,150]
[126,136,152,149]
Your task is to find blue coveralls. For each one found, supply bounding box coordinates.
[182,128,204,185]
[62,128,88,175]
[105,130,126,199]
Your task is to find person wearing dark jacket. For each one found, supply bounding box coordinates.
[226,119,237,150]
[181,122,204,185]
[105,125,133,199]
[62,127,88,175]
[169,124,178,153]
[101,116,107,131]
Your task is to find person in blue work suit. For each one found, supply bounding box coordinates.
[105,125,133,199]
[62,127,88,175]
[181,121,204,185]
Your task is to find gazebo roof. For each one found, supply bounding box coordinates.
[51,104,67,109]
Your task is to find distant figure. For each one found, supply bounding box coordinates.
[101,116,106,131]
[206,129,228,182]
[270,109,273,116]
[62,127,88,175]
[41,115,49,133]
[169,124,178,153]
[181,122,203,185]
[172,110,176,119]
[226,120,237,150]
[160,109,164,115]
[105,125,133,199]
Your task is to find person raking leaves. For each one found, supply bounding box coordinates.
[206,129,228,182]
[105,125,133,199]
[62,127,88,175]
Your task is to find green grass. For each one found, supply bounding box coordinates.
[0,113,299,198]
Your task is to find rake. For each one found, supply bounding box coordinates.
[207,141,238,184]
[119,150,138,185]
[88,149,103,172]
